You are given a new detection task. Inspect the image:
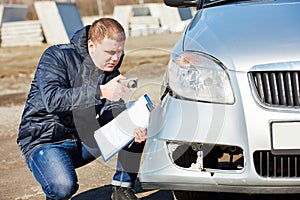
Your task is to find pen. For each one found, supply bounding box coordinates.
[144,94,154,111]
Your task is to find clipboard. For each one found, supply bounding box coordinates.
[94,94,154,162]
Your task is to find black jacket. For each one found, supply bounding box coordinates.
[17,26,125,164]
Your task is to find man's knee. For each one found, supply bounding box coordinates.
[46,179,78,199]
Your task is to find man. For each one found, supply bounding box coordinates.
[17,18,146,200]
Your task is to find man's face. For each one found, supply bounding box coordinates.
[88,38,125,72]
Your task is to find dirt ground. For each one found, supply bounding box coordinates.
[0,33,181,200]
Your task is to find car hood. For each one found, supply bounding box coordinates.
[181,0,300,71]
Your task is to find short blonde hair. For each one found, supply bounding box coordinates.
[88,18,126,44]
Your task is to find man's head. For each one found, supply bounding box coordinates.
[88,18,126,72]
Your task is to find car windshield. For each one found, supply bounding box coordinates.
[204,0,253,6]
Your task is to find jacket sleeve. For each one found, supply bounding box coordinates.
[36,46,102,113]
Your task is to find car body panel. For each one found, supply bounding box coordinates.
[180,0,300,71]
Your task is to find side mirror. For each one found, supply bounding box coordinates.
[164,0,199,7]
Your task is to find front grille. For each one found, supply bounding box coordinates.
[254,151,300,178]
[250,70,300,108]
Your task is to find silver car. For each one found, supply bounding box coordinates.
[140,0,300,199]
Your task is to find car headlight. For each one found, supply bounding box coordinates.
[167,51,234,104]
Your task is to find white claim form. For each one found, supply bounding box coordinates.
[94,94,154,162]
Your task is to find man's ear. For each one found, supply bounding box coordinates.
[88,39,95,53]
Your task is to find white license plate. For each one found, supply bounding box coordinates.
[271,121,300,150]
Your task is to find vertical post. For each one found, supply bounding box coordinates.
[97,0,103,17]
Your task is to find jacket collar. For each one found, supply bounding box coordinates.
[70,25,90,59]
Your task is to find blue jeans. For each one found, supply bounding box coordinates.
[29,139,144,200]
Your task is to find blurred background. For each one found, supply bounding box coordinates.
[0,0,164,20]
[0,0,194,47]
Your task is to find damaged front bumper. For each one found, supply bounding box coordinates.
[139,94,300,194]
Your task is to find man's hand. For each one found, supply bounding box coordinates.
[100,75,130,101]
[134,127,147,143]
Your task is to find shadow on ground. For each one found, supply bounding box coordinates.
[72,184,174,200]
[65,178,300,200]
